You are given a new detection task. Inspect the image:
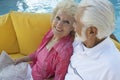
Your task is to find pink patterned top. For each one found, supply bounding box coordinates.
[29,29,73,80]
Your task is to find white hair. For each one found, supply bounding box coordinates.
[78,0,115,39]
[51,0,77,21]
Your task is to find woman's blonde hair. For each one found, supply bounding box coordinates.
[51,0,78,21]
[51,0,77,40]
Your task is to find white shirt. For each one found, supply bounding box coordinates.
[65,37,120,80]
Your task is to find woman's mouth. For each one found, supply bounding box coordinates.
[55,27,63,32]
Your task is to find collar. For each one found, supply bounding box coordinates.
[73,37,114,59]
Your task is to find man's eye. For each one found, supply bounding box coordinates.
[56,16,60,20]
[63,20,70,24]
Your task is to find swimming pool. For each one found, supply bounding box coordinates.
[0,0,120,42]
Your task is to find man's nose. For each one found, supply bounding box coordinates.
[73,23,77,31]
[73,23,76,28]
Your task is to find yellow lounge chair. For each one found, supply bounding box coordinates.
[0,11,120,59]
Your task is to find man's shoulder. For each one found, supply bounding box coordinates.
[102,51,120,72]
[73,40,81,48]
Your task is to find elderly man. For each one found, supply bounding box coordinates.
[65,0,120,80]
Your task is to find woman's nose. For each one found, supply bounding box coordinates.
[57,21,63,27]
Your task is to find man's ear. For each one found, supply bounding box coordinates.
[87,26,97,37]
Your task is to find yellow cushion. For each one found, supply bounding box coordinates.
[9,53,25,59]
[10,11,51,55]
[112,39,120,51]
[0,14,19,54]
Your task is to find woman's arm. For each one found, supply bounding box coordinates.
[54,59,70,80]
[44,77,54,80]
[54,48,72,80]
[14,56,32,64]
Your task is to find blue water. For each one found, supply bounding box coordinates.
[0,0,120,42]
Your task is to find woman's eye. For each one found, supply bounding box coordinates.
[63,20,70,24]
[56,16,60,20]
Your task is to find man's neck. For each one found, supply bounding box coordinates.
[83,38,105,48]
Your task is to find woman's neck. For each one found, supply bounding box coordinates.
[46,36,58,51]
[53,35,62,41]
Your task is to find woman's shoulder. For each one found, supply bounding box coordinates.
[44,29,53,38]
[57,40,73,59]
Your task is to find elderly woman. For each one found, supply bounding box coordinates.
[15,0,77,80]
[65,0,120,80]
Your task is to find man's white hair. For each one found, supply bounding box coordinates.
[78,0,115,39]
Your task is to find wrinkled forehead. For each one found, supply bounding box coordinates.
[56,9,75,21]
